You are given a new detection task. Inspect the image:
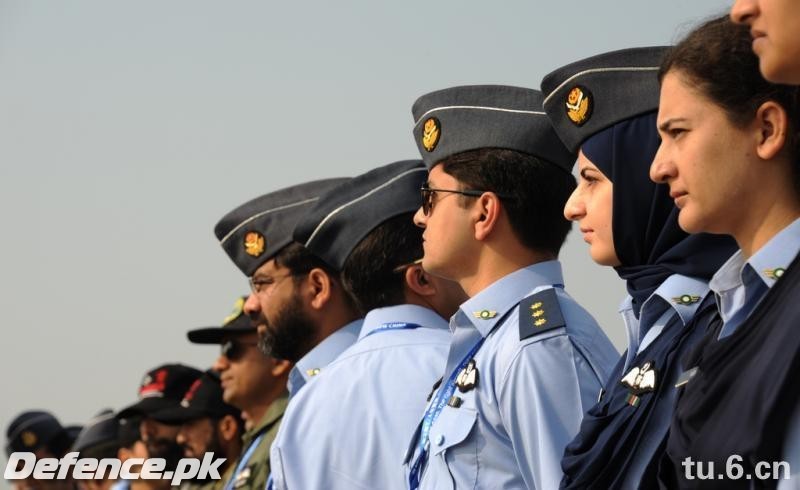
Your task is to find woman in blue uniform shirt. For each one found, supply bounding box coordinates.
[541,47,737,489]
[649,15,800,488]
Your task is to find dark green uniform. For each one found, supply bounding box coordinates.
[228,394,288,489]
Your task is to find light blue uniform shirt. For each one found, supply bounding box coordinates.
[269,305,450,490]
[614,274,710,488]
[706,218,800,487]
[285,319,362,397]
[403,261,618,490]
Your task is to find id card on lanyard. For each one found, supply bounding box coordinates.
[225,432,265,490]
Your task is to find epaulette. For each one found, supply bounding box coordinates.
[519,288,565,340]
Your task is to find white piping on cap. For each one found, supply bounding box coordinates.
[414,105,546,126]
[304,168,427,248]
[219,197,320,245]
[542,66,659,107]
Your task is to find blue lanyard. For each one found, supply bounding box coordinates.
[364,322,422,337]
[224,432,266,490]
[408,337,486,490]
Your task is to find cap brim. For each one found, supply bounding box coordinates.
[186,325,255,344]
[149,406,205,425]
[116,397,176,420]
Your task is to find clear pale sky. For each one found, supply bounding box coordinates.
[0,0,729,485]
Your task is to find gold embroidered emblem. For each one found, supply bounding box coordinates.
[765,267,786,280]
[565,86,592,126]
[532,309,544,318]
[534,318,547,327]
[421,117,441,152]
[672,294,701,306]
[531,302,543,310]
[21,431,37,448]
[243,231,265,257]
[473,310,497,320]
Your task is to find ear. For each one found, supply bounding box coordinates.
[755,100,789,160]
[473,192,502,241]
[269,358,292,377]
[404,264,436,297]
[306,268,333,310]
[217,415,240,443]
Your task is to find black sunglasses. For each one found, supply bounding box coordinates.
[420,185,514,216]
[220,339,258,361]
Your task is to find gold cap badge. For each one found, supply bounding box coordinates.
[421,117,441,152]
[21,431,37,448]
[565,86,592,126]
[243,231,265,257]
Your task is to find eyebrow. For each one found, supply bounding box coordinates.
[657,117,688,132]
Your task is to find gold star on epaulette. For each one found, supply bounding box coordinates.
[764,267,786,280]
[534,318,547,327]
[473,310,497,320]
[530,303,547,327]
[672,294,701,306]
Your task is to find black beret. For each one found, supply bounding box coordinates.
[71,410,119,455]
[411,85,574,172]
[214,179,349,277]
[187,295,253,345]
[294,160,426,271]
[540,46,669,154]
[153,371,239,424]
[5,411,65,456]
[117,364,202,420]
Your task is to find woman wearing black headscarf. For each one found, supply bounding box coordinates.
[650,16,800,489]
[541,47,737,489]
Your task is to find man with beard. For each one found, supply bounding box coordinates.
[117,364,202,487]
[263,159,467,489]
[212,179,363,485]
[187,297,290,490]
[154,371,243,490]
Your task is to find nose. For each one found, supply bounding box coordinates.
[563,188,586,222]
[413,206,427,228]
[649,142,676,184]
[730,0,757,25]
[212,352,229,372]
[243,293,260,316]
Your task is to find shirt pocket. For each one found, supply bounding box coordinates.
[426,406,479,490]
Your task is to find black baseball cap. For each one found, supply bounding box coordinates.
[117,364,203,420]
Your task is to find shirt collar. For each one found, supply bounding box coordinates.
[711,217,800,295]
[287,318,363,396]
[455,260,564,337]
[357,304,448,340]
[647,274,710,325]
[243,392,289,443]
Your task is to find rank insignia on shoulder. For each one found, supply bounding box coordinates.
[455,359,478,393]
[672,294,701,306]
[421,117,441,152]
[473,309,497,320]
[519,288,565,340]
[764,267,786,280]
[620,360,657,397]
[565,85,592,126]
[233,466,252,488]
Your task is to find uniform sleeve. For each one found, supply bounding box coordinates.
[496,334,602,490]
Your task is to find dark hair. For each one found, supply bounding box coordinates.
[439,148,575,255]
[660,15,800,181]
[340,213,422,314]
[274,242,358,310]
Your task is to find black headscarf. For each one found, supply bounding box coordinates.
[560,113,737,489]
[581,112,733,318]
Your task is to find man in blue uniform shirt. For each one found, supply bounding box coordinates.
[212,178,360,489]
[404,85,618,490]
[264,159,466,489]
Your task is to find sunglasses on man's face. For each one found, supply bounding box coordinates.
[419,185,515,216]
[220,339,258,361]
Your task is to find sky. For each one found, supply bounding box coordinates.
[0,0,729,485]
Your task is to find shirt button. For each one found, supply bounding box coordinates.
[436,435,445,446]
